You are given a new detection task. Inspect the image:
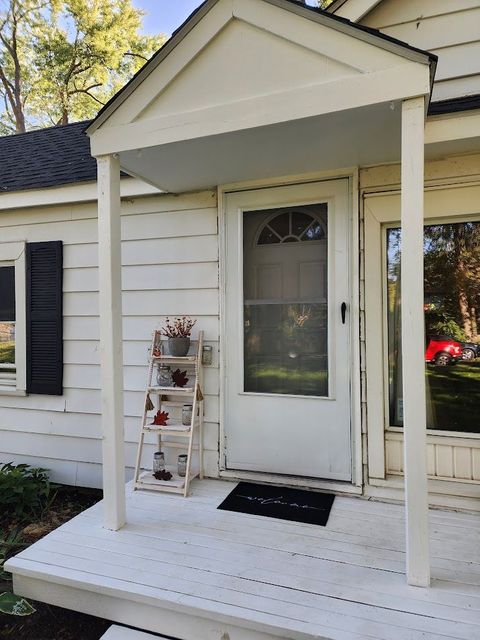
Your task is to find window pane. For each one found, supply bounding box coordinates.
[387,221,480,433]
[244,204,329,397]
[0,322,15,366]
[0,266,15,321]
[0,266,15,379]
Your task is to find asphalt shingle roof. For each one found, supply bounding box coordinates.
[0,120,95,194]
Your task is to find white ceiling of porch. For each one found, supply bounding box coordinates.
[120,101,401,192]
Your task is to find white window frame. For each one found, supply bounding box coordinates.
[364,182,480,480]
[0,242,26,395]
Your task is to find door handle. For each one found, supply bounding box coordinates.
[341,302,347,325]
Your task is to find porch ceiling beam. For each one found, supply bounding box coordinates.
[401,97,430,587]
[97,153,126,531]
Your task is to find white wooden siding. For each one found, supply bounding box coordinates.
[361,0,480,101]
[0,190,220,487]
[386,432,480,482]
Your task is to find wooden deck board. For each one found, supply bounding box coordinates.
[6,479,480,640]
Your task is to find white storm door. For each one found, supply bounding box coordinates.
[224,180,352,481]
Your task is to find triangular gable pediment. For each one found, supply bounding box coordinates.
[138,17,360,122]
[88,0,433,156]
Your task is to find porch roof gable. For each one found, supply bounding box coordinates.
[86,0,436,142]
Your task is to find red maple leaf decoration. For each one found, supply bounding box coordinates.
[172,369,189,388]
[151,410,169,426]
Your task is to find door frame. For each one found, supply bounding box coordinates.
[218,168,363,492]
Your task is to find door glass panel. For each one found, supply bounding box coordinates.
[243,204,328,397]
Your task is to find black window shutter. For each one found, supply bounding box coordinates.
[26,241,63,395]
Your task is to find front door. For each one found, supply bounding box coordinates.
[224,180,352,481]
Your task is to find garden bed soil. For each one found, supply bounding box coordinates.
[1,486,111,640]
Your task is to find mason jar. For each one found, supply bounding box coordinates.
[156,364,172,387]
[177,455,188,478]
[153,451,165,473]
[182,404,193,426]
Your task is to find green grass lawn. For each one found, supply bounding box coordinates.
[427,361,480,433]
[0,342,14,365]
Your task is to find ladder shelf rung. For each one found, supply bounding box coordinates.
[150,355,197,363]
[148,386,195,394]
[143,423,193,435]
[136,468,198,490]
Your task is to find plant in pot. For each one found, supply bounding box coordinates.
[161,316,197,357]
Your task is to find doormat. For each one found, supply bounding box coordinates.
[217,481,335,526]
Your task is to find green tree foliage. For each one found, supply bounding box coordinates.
[0,0,165,133]
[424,222,480,341]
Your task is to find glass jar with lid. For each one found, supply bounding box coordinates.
[182,404,193,426]
[177,454,188,477]
[153,451,165,473]
[156,364,172,387]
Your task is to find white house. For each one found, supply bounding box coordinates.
[3,1,480,638]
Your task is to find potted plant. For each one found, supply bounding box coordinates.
[161,316,197,357]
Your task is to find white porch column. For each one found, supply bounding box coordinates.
[97,154,126,531]
[401,97,430,587]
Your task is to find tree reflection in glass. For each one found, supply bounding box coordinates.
[387,221,480,433]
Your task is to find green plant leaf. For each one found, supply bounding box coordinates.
[0,592,36,616]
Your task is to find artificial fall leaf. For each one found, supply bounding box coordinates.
[151,410,169,426]
[172,369,189,388]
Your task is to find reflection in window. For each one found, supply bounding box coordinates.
[0,265,16,387]
[387,221,480,433]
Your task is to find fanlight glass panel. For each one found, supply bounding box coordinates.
[257,210,326,245]
[244,204,328,397]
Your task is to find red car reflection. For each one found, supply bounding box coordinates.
[425,336,462,366]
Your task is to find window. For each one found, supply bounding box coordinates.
[0,243,26,393]
[0,266,16,387]
[0,240,63,395]
[257,209,326,245]
[387,220,480,434]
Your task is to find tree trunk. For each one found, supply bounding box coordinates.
[458,276,472,339]
[471,307,478,338]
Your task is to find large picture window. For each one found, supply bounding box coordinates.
[387,220,480,434]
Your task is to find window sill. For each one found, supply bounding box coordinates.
[387,426,480,440]
[0,388,27,397]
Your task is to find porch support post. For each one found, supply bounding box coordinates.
[401,97,430,587]
[97,153,126,531]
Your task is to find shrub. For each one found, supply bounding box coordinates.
[0,462,53,518]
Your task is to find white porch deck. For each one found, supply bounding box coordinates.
[6,479,480,640]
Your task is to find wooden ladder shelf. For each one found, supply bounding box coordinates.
[133,330,204,497]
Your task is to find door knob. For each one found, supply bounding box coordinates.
[341,302,347,325]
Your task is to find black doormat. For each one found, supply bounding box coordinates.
[217,481,335,526]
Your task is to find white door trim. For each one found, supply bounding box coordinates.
[218,170,362,490]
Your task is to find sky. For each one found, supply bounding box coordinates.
[132,1,205,36]
[133,1,320,36]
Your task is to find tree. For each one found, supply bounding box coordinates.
[424,222,480,340]
[0,0,165,133]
